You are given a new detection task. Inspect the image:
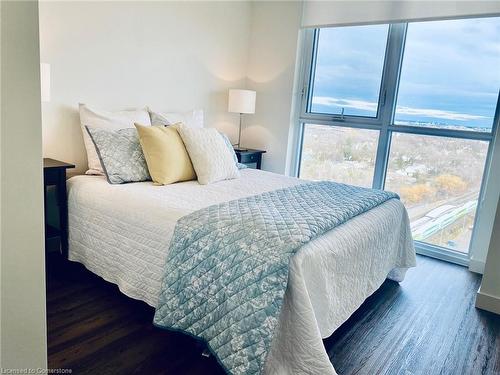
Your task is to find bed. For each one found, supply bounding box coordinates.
[67,168,416,374]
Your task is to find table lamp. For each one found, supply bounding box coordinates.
[228,89,256,151]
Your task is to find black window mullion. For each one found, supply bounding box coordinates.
[372,23,407,189]
[305,29,320,114]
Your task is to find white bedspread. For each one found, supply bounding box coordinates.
[68,169,416,374]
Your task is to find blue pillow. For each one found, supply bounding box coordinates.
[219,132,247,170]
[86,126,151,184]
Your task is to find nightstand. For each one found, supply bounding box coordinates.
[234,148,266,170]
[44,158,75,257]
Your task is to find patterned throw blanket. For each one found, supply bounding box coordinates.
[153,181,398,374]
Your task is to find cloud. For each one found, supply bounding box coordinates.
[312,97,378,112]
[312,96,488,122]
[396,105,487,121]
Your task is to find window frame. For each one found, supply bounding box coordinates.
[295,19,500,266]
[306,26,391,121]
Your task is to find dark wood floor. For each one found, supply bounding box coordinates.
[46,254,500,375]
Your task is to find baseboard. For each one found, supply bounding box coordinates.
[469,259,485,274]
[476,288,500,315]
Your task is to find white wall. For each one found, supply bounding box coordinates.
[1,0,47,369]
[39,1,252,175]
[244,1,302,173]
[476,197,500,314]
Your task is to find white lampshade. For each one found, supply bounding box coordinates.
[40,63,51,102]
[228,89,256,114]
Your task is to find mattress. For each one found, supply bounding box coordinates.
[68,168,416,374]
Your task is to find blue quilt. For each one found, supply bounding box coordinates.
[153,181,398,374]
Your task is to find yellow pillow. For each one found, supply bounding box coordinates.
[135,123,196,185]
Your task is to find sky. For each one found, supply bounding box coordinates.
[310,17,500,130]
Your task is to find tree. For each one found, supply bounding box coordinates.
[434,174,467,195]
[400,184,435,204]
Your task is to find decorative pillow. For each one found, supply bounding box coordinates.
[148,108,204,128]
[79,104,151,175]
[135,123,196,185]
[219,132,247,170]
[178,125,240,185]
[85,127,151,184]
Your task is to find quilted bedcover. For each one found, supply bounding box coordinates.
[153,181,398,374]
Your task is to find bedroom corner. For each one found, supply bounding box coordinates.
[2,1,500,374]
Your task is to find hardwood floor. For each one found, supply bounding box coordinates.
[46,254,500,374]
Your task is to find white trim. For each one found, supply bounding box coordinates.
[476,288,500,315]
[415,243,469,267]
[469,258,486,274]
[468,117,500,270]
[285,28,310,177]
[301,1,500,29]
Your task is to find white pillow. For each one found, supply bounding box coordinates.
[148,108,204,128]
[178,125,239,185]
[79,104,151,175]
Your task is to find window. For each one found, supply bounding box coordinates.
[310,25,389,117]
[395,18,500,132]
[385,133,489,252]
[300,125,379,187]
[298,17,500,264]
